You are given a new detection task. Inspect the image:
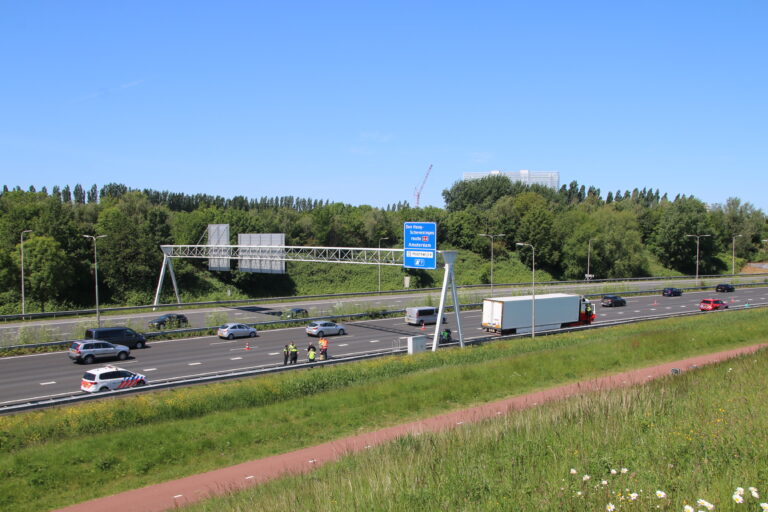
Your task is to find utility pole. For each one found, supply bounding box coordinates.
[83,234,107,327]
[20,230,32,316]
[685,234,710,281]
[732,234,742,276]
[479,233,505,296]
[378,237,389,293]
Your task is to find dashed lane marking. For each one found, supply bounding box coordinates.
[143,368,157,372]
[188,362,202,366]
[40,381,56,386]
[231,357,243,360]
[369,340,380,343]
[338,343,348,347]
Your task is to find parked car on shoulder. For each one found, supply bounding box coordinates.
[217,323,257,340]
[147,313,188,329]
[81,366,146,393]
[305,321,345,337]
[600,295,626,307]
[662,288,683,297]
[84,326,147,349]
[69,341,130,365]
[715,283,735,292]
[699,298,729,311]
[282,308,309,319]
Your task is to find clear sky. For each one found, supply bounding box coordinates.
[1,1,766,211]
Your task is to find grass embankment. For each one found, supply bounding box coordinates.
[0,310,766,511]
[188,344,768,512]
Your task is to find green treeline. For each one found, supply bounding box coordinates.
[0,178,766,314]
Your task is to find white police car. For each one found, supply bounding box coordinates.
[80,366,147,393]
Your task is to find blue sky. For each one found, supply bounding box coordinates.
[1,1,766,211]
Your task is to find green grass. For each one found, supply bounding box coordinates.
[0,309,766,511]
[186,349,768,512]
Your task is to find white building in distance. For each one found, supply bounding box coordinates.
[463,169,560,189]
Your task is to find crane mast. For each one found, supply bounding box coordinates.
[414,164,433,208]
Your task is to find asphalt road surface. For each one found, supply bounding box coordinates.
[0,286,766,406]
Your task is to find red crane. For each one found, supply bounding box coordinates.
[413,164,433,208]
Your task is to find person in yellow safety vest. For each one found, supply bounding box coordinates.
[319,337,329,360]
[307,346,316,365]
[288,342,298,364]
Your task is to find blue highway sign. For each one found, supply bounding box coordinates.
[403,222,437,269]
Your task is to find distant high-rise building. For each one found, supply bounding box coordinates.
[463,169,560,189]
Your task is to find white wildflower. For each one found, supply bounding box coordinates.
[606,503,615,511]
[753,490,761,499]
[570,468,577,475]
[759,503,768,511]
[684,506,694,512]
[733,494,744,504]
[610,469,617,475]
[735,487,745,495]
[583,474,591,481]
[602,480,609,486]
[621,467,629,474]
[656,490,667,499]
[697,499,715,511]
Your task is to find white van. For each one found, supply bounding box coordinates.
[405,306,446,326]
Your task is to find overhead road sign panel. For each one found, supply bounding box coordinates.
[403,222,437,269]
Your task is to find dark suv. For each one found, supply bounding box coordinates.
[84,327,147,349]
[715,283,735,292]
[662,288,683,297]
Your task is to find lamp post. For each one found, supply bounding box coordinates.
[731,234,742,276]
[83,234,107,327]
[20,230,32,316]
[479,233,505,296]
[586,238,595,280]
[378,237,389,294]
[685,234,711,281]
[516,242,535,339]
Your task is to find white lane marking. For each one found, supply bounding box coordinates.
[369,340,380,343]
[211,340,243,346]
[188,362,202,366]
[268,352,280,356]
[337,343,348,347]
[40,381,56,386]
[143,368,157,372]
[231,357,243,360]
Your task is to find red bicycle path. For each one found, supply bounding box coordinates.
[55,343,767,512]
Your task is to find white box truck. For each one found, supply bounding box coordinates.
[481,293,594,334]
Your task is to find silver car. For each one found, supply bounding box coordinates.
[217,323,258,340]
[305,321,345,337]
[69,341,130,364]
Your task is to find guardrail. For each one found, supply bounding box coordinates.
[2,273,765,323]
[1,301,764,414]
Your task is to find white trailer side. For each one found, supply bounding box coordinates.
[481,293,583,334]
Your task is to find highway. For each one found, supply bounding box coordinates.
[0,286,766,407]
[2,274,768,345]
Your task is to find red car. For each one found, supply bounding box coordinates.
[699,298,729,311]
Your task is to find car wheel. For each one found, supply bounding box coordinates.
[227,334,234,340]
[249,331,257,337]
[117,351,128,361]
[84,355,95,365]
[338,329,345,335]
[99,387,110,392]
[135,341,145,349]
[137,380,146,386]
[317,331,324,337]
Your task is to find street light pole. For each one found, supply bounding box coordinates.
[479,233,505,296]
[516,242,535,339]
[732,234,742,276]
[83,234,107,327]
[685,234,711,281]
[586,238,595,280]
[20,230,32,316]
[378,237,389,294]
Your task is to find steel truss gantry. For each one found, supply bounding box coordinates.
[153,245,463,350]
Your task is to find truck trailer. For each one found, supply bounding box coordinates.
[481,293,594,334]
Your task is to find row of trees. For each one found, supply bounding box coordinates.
[0,177,766,313]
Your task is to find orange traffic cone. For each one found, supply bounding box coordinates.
[652,299,657,306]
[420,324,426,331]
[245,342,251,351]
